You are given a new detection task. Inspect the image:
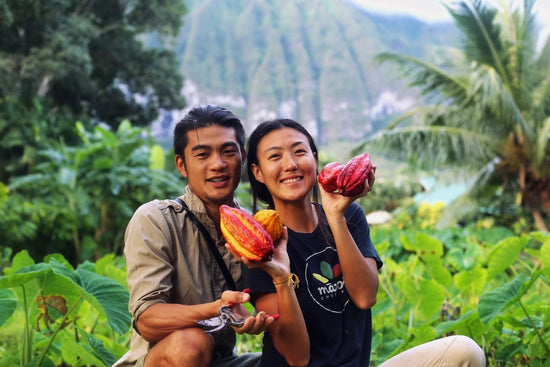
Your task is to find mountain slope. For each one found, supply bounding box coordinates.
[158,0,458,148]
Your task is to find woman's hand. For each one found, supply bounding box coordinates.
[319,165,376,217]
[226,226,291,281]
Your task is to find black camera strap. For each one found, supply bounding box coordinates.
[174,198,237,291]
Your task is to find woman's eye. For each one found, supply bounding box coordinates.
[268,153,280,160]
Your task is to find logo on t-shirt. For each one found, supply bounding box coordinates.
[304,246,349,313]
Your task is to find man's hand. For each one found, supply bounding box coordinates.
[219,289,278,335]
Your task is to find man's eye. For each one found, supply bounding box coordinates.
[224,149,238,155]
[195,152,208,158]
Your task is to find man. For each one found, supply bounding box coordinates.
[113,105,274,367]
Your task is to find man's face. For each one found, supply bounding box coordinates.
[176,125,244,207]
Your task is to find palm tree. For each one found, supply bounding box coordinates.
[360,0,550,231]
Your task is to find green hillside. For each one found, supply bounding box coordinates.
[154,0,458,152]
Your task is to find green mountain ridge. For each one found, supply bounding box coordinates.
[152,0,459,153]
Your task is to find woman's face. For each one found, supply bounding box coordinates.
[251,127,317,206]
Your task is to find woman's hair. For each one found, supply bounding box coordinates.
[246,118,320,212]
[173,105,245,157]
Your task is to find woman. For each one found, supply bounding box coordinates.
[240,118,486,367]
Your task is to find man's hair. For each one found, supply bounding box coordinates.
[173,105,245,156]
[246,118,319,211]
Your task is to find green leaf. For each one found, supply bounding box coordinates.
[74,268,131,334]
[0,263,52,289]
[149,144,165,170]
[58,332,106,367]
[11,250,35,271]
[83,329,118,366]
[478,270,542,324]
[454,266,487,299]
[423,254,452,286]
[540,237,550,279]
[0,288,17,326]
[414,279,446,320]
[410,233,444,256]
[486,235,528,280]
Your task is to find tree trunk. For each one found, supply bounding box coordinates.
[531,206,548,232]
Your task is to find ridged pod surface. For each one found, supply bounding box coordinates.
[318,162,344,193]
[220,205,274,262]
[253,209,284,244]
[336,152,372,196]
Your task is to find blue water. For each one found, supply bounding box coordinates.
[413,177,467,204]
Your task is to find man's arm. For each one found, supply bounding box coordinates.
[136,291,252,341]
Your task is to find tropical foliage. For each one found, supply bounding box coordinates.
[3,205,547,366]
[1,120,183,265]
[0,0,186,130]
[362,0,550,231]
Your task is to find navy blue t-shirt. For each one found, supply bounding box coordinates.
[246,202,383,367]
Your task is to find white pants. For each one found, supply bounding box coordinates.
[378,335,486,367]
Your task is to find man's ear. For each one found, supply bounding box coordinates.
[175,155,188,178]
[251,163,264,183]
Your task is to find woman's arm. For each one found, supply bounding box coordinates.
[255,285,310,367]
[234,228,310,367]
[319,170,380,309]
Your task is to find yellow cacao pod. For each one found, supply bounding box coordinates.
[220,205,274,262]
[253,209,284,244]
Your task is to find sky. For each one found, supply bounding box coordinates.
[350,0,550,46]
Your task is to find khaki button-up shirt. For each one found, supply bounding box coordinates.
[113,186,245,366]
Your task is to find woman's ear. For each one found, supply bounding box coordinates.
[175,154,188,178]
[251,163,264,183]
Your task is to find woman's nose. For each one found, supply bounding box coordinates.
[283,155,298,170]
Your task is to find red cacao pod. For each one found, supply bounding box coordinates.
[337,152,372,197]
[220,205,274,262]
[253,209,284,244]
[318,162,344,193]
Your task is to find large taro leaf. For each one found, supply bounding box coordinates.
[402,233,444,257]
[486,236,528,281]
[478,270,542,324]
[73,268,131,334]
[0,258,130,335]
[0,288,17,326]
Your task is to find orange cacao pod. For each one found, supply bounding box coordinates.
[220,205,274,262]
[253,209,284,244]
[337,152,372,197]
[318,162,344,193]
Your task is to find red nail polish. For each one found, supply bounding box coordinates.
[228,302,234,307]
[242,288,250,294]
[271,314,280,320]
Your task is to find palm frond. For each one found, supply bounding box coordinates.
[362,124,495,170]
[531,72,550,125]
[385,106,434,130]
[498,0,538,109]
[468,65,532,139]
[375,52,468,102]
[445,0,510,86]
[536,32,550,71]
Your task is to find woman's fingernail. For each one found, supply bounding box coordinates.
[271,314,280,320]
[242,288,250,294]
